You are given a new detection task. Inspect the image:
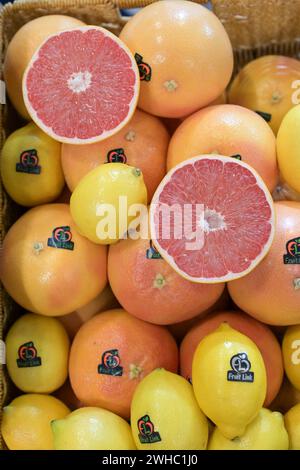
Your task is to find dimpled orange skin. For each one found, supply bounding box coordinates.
[69,309,178,419]
[228,55,300,135]
[61,109,169,200]
[108,236,225,325]
[0,204,107,316]
[167,104,278,191]
[180,310,284,406]
[119,1,233,118]
[228,202,300,325]
[4,15,85,119]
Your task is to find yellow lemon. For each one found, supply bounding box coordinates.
[285,403,300,450]
[1,122,64,206]
[208,408,289,450]
[277,105,300,193]
[6,313,70,393]
[282,325,300,392]
[70,163,147,244]
[192,323,267,439]
[130,368,208,450]
[1,394,69,450]
[51,407,136,450]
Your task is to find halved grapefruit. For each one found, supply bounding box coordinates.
[149,155,275,283]
[22,26,139,144]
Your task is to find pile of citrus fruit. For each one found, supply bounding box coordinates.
[1,0,300,450]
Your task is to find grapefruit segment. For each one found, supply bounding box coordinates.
[150,155,275,283]
[22,27,139,144]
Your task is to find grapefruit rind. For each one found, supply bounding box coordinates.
[22,26,140,145]
[149,154,275,283]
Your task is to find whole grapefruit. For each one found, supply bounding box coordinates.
[69,309,178,419]
[228,201,300,325]
[119,0,233,117]
[0,204,107,316]
[167,104,278,191]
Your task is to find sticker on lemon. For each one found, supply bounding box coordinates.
[6,313,70,394]
[192,323,267,439]
[282,325,300,392]
[130,369,208,450]
[0,122,64,206]
[208,408,289,450]
[70,163,147,244]
[1,394,70,450]
[51,407,136,450]
[277,105,300,193]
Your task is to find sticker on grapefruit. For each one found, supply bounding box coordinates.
[22,26,140,144]
[149,155,275,283]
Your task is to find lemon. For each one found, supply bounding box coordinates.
[285,403,300,449]
[282,325,300,392]
[51,407,136,450]
[277,105,300,193]
[6,313,70,393]
[1,394,69,450]
[192,323,267,439]
[70,163,147,244]
[208,408,289,450]
[1,122,64,206]
[130,368,208,450]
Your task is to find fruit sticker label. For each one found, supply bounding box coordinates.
[146,240,162,259]
[47,226,74,251]
[283,237,300,264]
[137,415,161,444]
[135,53,152,82]
[255,110,272,122]
[227,352,254,383]
[17,341,41,368]
[107,148,127,164]
[16,149,41,174]
[98,349,123,376]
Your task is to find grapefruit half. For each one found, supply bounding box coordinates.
[150,155,275,283]
[22,26,139,144]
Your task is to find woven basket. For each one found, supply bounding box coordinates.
[1,0,300,450]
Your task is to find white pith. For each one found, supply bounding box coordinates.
[22,26,140,145]
[149,154,276,284]
[67,71,92,93]
[201,208,226,233]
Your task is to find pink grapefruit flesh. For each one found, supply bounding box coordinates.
[150,155,275,283]
[22,27,139,144]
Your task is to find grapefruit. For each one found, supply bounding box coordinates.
[0,204,107,316]
[22,26,139,144]
[59,285,119,339]
[150,155,275,283]
[119,0,233,117]
[1,122,64,206]
[228,55,300,134]
[180,310,284,406]
[3,14,85,119]
[61,109,169,200]
[228,201,300,325]
[69,309,178,419]
[167,105,278,192]
[108,229,225,325]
